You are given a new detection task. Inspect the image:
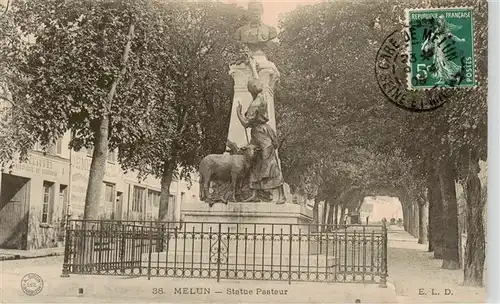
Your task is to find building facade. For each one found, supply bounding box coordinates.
[0,132,201,250]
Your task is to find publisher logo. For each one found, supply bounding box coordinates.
[21,273,44,296]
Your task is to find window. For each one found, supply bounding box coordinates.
[55,138,62,155]
[115,192,123,220]
[47,145,55,155]
[170,194,176,208]
[103,183,115,219]
[132,186,146,213]
[147,190,161,221]
[105,183,114,203]
[59,185,68,218]
[41,137,63,156]
[33,142,43,152]
[107,149,117,163]
[42,182,54,223]
[147,192,153,220]
[180,192,185,205]
[148,190,161,208]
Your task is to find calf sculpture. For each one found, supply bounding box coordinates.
[199,144,258,206]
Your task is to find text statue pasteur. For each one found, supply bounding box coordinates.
[0,0,489,303]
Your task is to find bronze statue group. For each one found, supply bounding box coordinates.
[198,1,286,206]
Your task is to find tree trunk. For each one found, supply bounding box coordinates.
[406,205,410,232]
[81,117,108,265]
[411,204,416,237]
[341,206,346,224]
[438,158,460,269]
[312,198,320,232]
[409,204,415,237]
[322,201,329,231]
[159,160,175,222]
[463,151,485,286]
[403,204,408,232]
[428,187,434,252]
[413,203,419,238]
[83,23,134,220]
[408,204,413,234]
[83,117,109,220]
[327,202,335,231]
[334,204,338,226]
[428,170,444,258]
[418,200,428,244]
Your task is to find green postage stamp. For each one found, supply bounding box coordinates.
[406,7,475,89]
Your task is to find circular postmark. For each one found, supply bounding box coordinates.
[375,28,454,111]
[21,273,44,296]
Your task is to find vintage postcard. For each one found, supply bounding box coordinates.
[0,0,490,303]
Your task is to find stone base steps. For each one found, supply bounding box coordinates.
[142,252,338,270]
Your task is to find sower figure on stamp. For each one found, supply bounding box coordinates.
[422,15,466,85]
[236,78,286,204]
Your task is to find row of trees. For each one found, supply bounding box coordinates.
[0,0,486,286]
[271,0,487,287]
[0,0,246,221]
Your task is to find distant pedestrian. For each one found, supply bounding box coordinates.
[366,216,369,225]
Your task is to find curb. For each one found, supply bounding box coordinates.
[0,254,20,261]
[0,252,63,261]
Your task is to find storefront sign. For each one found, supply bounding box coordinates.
[10,154,67,180]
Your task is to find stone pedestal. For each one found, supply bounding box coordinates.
[227,63,253,148]
[177,202,321,259]
[181,202,313,232]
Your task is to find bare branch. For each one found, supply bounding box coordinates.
[106,23,135,112]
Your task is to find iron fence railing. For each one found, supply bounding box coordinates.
[61,220,388,286]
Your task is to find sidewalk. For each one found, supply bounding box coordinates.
[0,247,65,261]
[3,228,487,303]
[386,228,486,303]
[1,255,397,303]
[3,276,398,304]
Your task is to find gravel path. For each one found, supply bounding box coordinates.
[387,228,486,303]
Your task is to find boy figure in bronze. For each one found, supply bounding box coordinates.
[237,79,285,204]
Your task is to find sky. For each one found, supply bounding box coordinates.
[362,196,404,221]
[0,0,324,29]
[224,0,325,29]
